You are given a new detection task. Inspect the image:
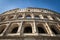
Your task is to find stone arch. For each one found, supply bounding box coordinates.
[36,24,47,33]
[0,25,6,34]
[51,16,55,20]
[8,15,14,19]
[49,25,60,34]
[11,27,18,33]
[9,23,19,33]
[1,16,6,21]
[43,15,48,19]
[26,14,31,19]
[23,24,32,33]
[34,15,40,19]
[17,14,22,18]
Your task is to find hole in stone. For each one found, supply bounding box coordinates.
[24,26,32,33]
[44,16,47,18]
[26,15,31,19]
[37,24,47,33]
[9,16,14,19]
[50,25,60,34]
[0,28,5,34]
[0,25,6,34]
[18,15,22,18]
[28,10,30,11]
[11,27,18,33]
[35,15,40,19]
[1,16,5,21]
[37,27,46,33]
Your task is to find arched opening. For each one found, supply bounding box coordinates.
[9,24,19,33]
[49,25,60,34]
[37,24,47,33]
[34,15,40,19]
[37,27,46,33]
[26,15,31,19]
[11,27,18,33]
[0,28,5,34]
[44,16,47,18]
[0,25,6,34]
[28,10,30,12]
[24,26,32,33]
[43,16,48,20]
[18,15,22,18]
[1,16,5,21]
[52,16,55,20]
[23,24,32,33]
[8,16,14,19]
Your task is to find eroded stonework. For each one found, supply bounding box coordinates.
[0,7,60,40]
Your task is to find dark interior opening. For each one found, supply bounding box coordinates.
[0,28,5,34]
[26,15,31,19]
[11,27,18,33]
[24,26,32,33]
[9,16,13,19]
[51,27,58,34]
[35,15,39,19]
[37,27,46,33]
[44,16,48,18]
[1,17,5,21]
[50,25,59,34]
[28,10,30,11]
[52,17,55,20]
[18,15,22,18]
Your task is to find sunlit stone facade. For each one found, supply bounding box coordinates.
[0,7,60,40]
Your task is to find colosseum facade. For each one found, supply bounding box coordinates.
[0,7,60,40]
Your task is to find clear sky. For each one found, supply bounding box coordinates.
[0,0,60,14]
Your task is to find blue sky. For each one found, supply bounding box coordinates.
[0,0,60,14]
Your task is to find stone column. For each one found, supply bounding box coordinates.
[39,15,44,19]
[6,16,9,20]
[56,17,60,21]
[57,23,60,30]
[44,23,53,36]
[17,21,23,34]
[13,15,16,19]
[14,11,17,19]
[2,24,9,36]
[33,21,37,33]
[3,22,11,35]
[22,13,25,18]
[47,16,53,20]
[32,21,37,35]
[31,14,34,18]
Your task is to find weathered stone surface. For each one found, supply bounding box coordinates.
[0,7,60,40]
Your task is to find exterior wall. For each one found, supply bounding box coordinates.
[0,37,60,40]
[0,7,60,40]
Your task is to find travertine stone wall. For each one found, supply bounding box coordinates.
[0,7,60,40]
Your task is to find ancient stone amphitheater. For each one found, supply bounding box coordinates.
[0,7,60,40]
